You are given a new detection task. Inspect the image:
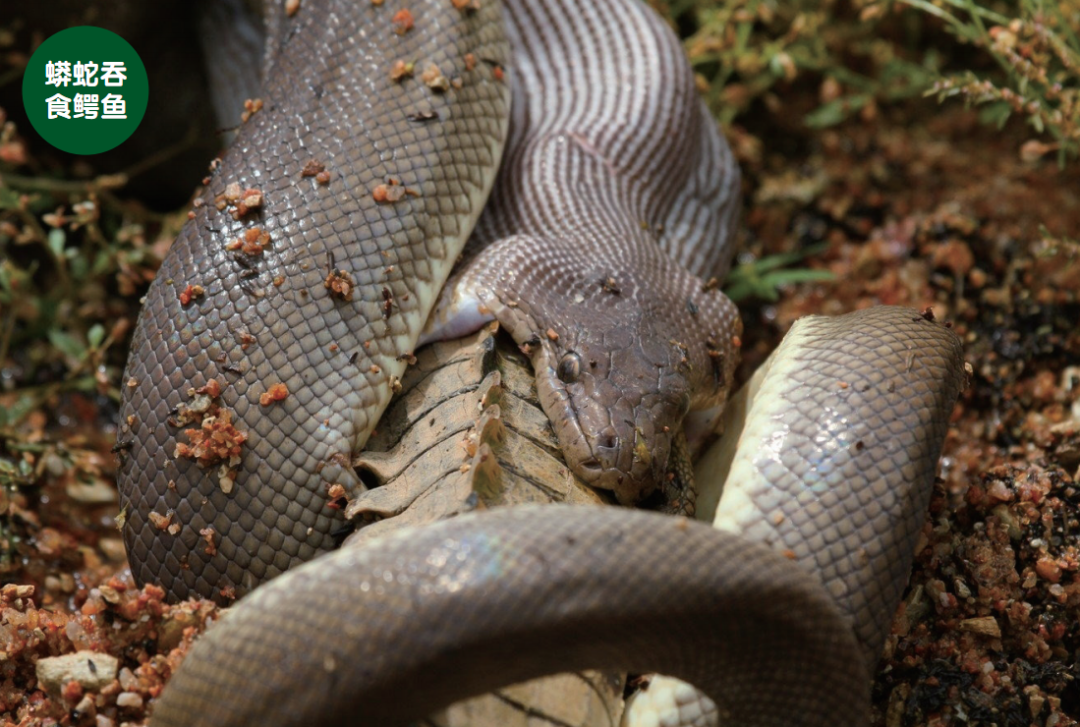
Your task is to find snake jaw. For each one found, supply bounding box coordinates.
[476,260,702,505]
[531,331,688,505]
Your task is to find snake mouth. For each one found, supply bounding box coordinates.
[535,368,640,496]
[569,424,671,505]
[577,457,605,474]
[528,334,678,504]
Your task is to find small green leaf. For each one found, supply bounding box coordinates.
[722,280,760,303]
[0,392,39,428]
[92,250,114,276]
[0,188,21,211]
[724,244,835,303]
[48,329,86,360]
[978,101,1012,129]
[805,94,870,128]
[748,243,828,274]
[69,253,89,280]
[70,375,97,393]
[761,269,836,286]
[48,228,66,258]
[87,324,105,349]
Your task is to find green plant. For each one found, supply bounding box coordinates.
[660,0,947,126]
[724,244,835,302]
[656,0,1080,163]
[920,0,1080,165]
[0,155,173,427]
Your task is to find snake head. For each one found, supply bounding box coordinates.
[473,237,740,506]
[527,300,695,505]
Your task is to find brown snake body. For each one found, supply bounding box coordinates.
[114,0,967,724]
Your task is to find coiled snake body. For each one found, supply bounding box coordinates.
[116,0,966,724]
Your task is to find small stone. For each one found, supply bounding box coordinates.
[98,538,127,563]
[117,667,138,691]
[991,504,1022,540]
[957,616,1002,638]
[420,63,450,91]
[3,584,34,599]
[1025,685,1046,718]
[35,652,118,696]
[1036,557,1062,583]
[116,691,143,709]
[98,584,121,604]
[389,59,414,82]
[74,694,95,718]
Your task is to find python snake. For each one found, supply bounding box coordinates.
[115,0,966,724]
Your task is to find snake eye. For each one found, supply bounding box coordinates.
[557,352,582,384]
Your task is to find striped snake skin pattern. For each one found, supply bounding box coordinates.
[114,0,967,724]
[422,0,742,504]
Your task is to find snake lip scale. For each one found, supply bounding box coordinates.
[116,0,968,724]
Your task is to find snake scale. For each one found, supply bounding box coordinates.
[114,0,966,724]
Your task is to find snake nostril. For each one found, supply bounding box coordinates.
[596,435,617,451]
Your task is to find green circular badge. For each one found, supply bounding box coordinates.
[22,26,149,155]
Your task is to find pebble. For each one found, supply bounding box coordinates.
[35,652,118,696]
[116,691,143,709]
[958,616,1003,638]
[98,538,127,563]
